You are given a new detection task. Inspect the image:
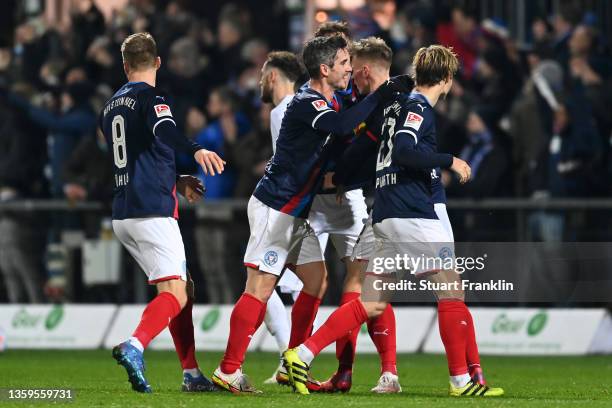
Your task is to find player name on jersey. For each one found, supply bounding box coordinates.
[103,96,137,116]
[376,172,397,188]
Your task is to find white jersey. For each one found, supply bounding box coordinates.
[269,95,293,153]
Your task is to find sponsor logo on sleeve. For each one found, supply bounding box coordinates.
[311,99,330,111]
[404,112,423,130]
[154,104,172,118]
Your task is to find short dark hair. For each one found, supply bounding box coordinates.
[350,37,393,69]
[302,35,348,80]
[121,32,157,70]
[264,51,306,84]
[314,21,352,39]
[411,45,459,87]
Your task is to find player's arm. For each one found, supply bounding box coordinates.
[332,125,379,187]
[144,93,225,175]
[392,107,471,183]
[431,167,447,204]
[309,76,412,136]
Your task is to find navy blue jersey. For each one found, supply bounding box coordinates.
[253,87,336,217]
[334,99,448,204]
[253,85,381,217]
[99,81,201,220]
[372,92,451,223]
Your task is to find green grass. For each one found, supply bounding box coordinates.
[1,350,611,407]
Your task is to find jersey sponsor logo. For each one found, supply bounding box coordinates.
[311,99,329,111]
[404,112,423,130]
[154,104,172,118]
[263,250,278,267]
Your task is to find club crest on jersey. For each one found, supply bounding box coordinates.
[311,99,329,111]
[264,251,278,267]
[404,112,423,130]
[154,104,172,118]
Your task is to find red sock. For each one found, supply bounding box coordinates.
[288,291,321,348]
[335,291,361,370]
[367,304,397,375]
[169,298,198,370]
[132,291,181,349]
[304,299,368,356]
[437,299,469,376]
[220,293,265,374]
[465,306,481,369]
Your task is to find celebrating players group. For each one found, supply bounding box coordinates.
[99,20,503,398]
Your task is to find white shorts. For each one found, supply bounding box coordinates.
[354,204,455,262]
[308,189,368,259]
[434,203,454,242]
[112,217,187,284]
[277,269,303,294]
[366,217,455,276]
[243,196,323,276]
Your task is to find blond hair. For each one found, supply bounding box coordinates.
[121,32,157,70]
[411,45,459,87]
[350,37,392,69]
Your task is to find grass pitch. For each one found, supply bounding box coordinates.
[1,350,611,407]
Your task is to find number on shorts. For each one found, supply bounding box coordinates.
[376,116,396,171]
[112,115,127,168]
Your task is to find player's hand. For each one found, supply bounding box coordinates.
[194,149,226,176]
[63,183,87,202]
[176,175,205,203]
[450,157,471,184]
[375,74,414,100]
[389,74,415,93]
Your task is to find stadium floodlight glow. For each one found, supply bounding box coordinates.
[315,11,329,23]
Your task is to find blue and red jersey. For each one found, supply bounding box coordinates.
[99,81,201,220]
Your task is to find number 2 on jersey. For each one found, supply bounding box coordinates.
[376,116,395,171]
[112,115,127,168]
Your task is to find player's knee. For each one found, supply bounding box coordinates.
[363,300,388,318]
[436,291,464,302]
[245,285,275,303]
[317,274,328,298]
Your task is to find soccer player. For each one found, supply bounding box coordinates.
[297,22,399,394]
[101,32,225,393]
[211,34,406,394]
[258,50,310,384]
[283,45,504,397]
[318,36,404,394]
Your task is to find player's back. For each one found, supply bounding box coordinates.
[372,92,439,223]
[100,81,178,220]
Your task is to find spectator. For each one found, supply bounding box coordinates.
[233,103,273,197]
[0,80,47,303]
[193,86,250,199]
[444,107,510,198]
[8,70,97,197]
[62,131,113,203]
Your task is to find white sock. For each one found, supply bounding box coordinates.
[183,368,201,377]
[450,373,471,388]
[264,290,290,353]
[128,337,144,353]
[296,344,315,365]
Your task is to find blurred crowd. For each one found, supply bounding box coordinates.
[0,0,611,303]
